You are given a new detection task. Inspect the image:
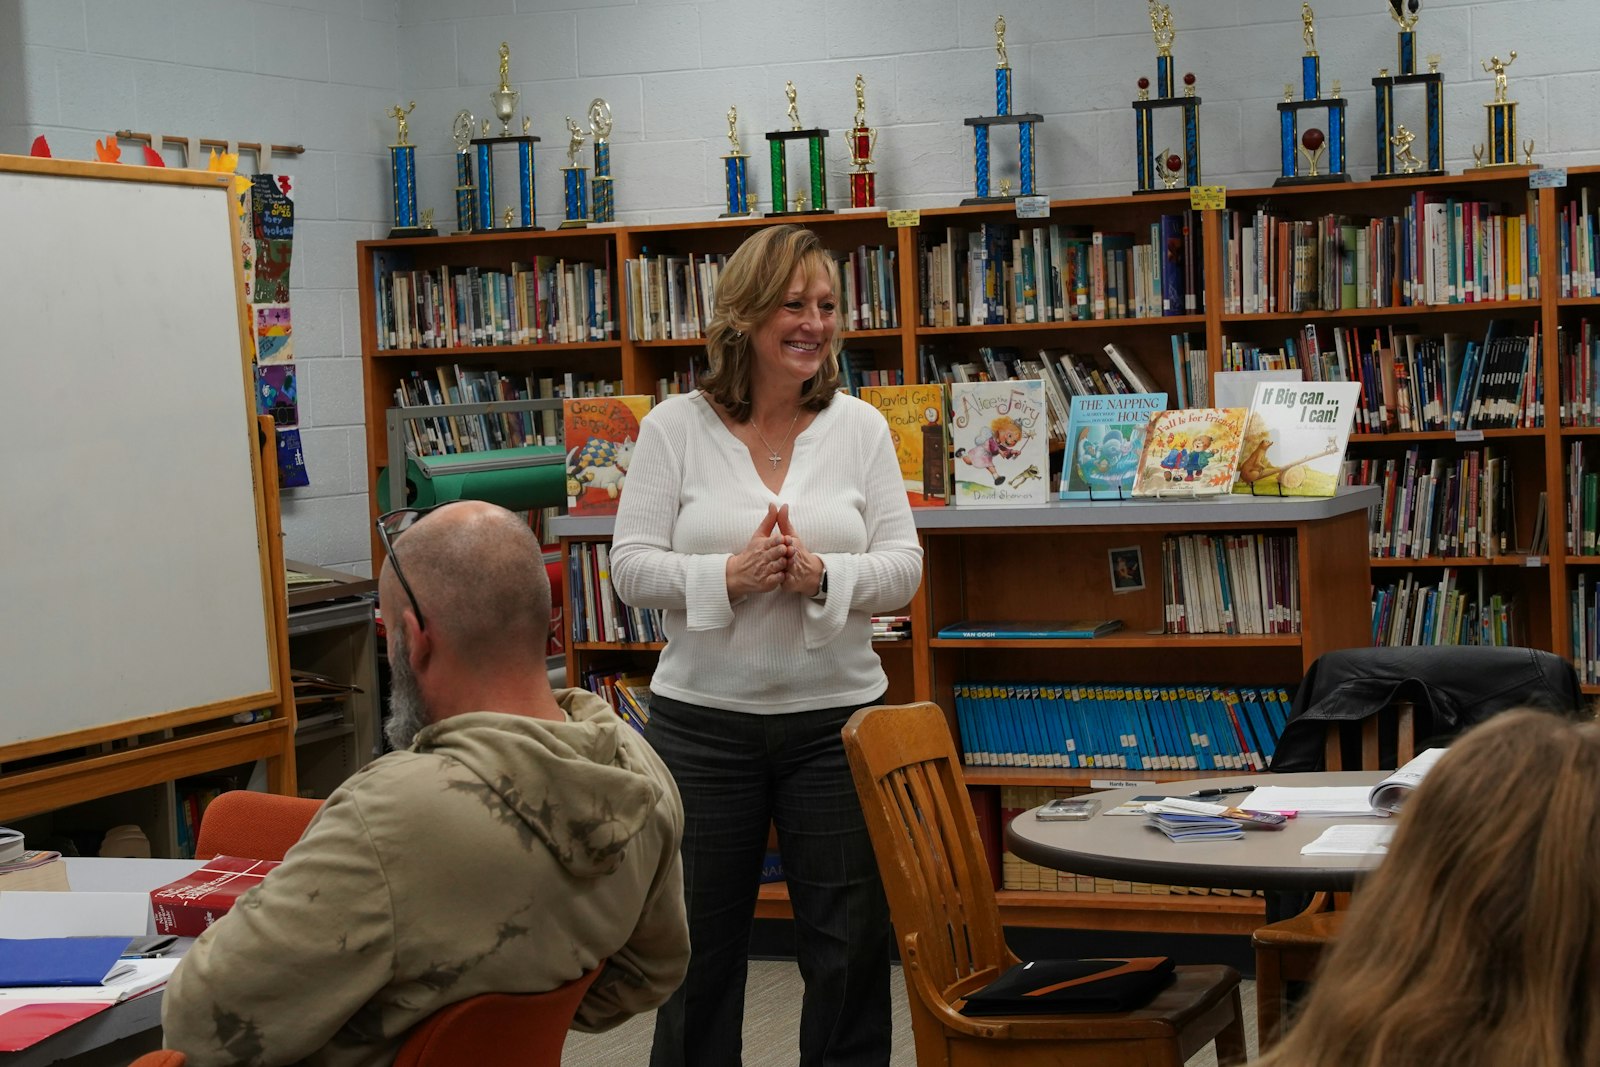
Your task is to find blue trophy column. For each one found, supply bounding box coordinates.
[724,155,748,216]
[1279,110,1297,180]
[390,145,418,229]
[1019,122,1035,196]
[517,141,536,226]
[454,152,474,233]
[474,142,494,230]
[973,125,990,198]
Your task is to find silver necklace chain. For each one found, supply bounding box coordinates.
[751,409,802,470]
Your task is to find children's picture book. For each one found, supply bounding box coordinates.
[1060,393,1167,499]
[949,379,1049,506]
[564,395,653,516]
[1131,408,1248,497]
[1233,381,1361,497]
[858,382,949,507]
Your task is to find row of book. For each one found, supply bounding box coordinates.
[986,786,1259,897]
[1567,440,1600,555]
[953,681,1293,771]
[1570,574,1600,685]
[1220,193,1539,314]
[393,367,621,456]
[1558,188,1598,298]
[1558,319,1600,427]
[566,541,666,644]
[580,667,653,735]
[1370,569,1522,648]
[373,257,614,350]
[1343,447,1519,559]
[917,216,1203,328]
[622,244,900,341]
[1162,532,1300,635]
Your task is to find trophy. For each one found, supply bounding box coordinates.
[1470,52,1524,170]
[451,110,476,234]
[469,42,541,230]
[589,98,615,223]
[386,102,436,238]
[1132,1,1202,194]
[721,106,755,217]
[1372,0,1444,178]
[1275,3,1351,185]
[962,15,1043,204]
[765,81,831,215]
[560,116,590,228]
[848,74,879,209]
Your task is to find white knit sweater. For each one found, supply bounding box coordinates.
[610,391,923,714]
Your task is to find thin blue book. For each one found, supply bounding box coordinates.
[938,620,1122,640]
[0,937,134,987]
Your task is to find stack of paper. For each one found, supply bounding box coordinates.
[1143,798,1244,843]
[1300,825,1396,856]
[1240,786,1381,817]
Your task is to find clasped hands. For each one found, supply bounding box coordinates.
[726,503,824,600]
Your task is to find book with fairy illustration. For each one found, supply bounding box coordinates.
[949,380,1049,506]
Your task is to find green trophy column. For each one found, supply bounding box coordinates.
[808,136,827,211]
[769,139,787,213]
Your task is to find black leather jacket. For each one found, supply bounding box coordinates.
[1270,646,1584,771]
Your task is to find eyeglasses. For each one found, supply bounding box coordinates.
[376,503,461,631]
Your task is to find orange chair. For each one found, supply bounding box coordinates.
[842,702,1247,1067]
[192,790,324,861]
[392,966,603,1067]
[126,1051,185,1066]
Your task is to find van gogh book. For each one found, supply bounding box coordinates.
[949,379,1049,506]
[1061,393,1167,499]
[1131,408,1248,498]
[858,382,949,506]
[938,619,1123,639]
[564,395,653,516]
[1233,381,1361,496]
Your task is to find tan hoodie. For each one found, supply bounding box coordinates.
[162,688,687,1067]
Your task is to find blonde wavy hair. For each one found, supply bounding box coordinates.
[1251,708,1600,1067]
[699,225,842,423]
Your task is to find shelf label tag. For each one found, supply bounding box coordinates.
[886,209,920,228]
[1454,429,1485,442]
[1014,195,1050,219]
[1090,779,1147,789]
[1525,556,1542,568]
[1529,168,1568,189]
[1189,185,1226,210]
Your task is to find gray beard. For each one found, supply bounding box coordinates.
[384,637,430,751]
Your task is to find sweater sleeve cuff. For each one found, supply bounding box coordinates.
[685,554,735,631]
[802,554,852,650]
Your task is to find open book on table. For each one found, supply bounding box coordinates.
[1367,747,1448,814]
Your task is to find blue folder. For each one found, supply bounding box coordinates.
[0,937,133,987]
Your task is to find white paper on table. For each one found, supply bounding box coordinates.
[1300,824,1396,856]
[0,891,149,938]
[0,957,180,1003]
[1241,786,1382,817]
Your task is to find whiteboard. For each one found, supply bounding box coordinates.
[0,160,276,749]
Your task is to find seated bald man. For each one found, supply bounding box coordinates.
[163,501,689,1067]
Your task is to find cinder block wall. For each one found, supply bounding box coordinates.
[7,0,1597,571]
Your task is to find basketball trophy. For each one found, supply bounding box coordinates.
[1132,1,1202,194]
[470,42,540,230]
[451,110,477,234]
[765,82,831,215]
[1372,0,1444,178]
[962,16,1043,204]
[847,74,879,209]
[1470,52,1525,170]
[559,117,590,228]
[721,106,755,217]
[1276,3,1350,185]
[386,102,436,237]
[589,98,615,223]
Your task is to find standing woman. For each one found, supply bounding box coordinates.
[611,224,923,1067]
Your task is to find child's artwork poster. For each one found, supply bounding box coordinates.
[253,239,292,304]
[251,173,295,241]
[858,383,948,507]
[1233,381,1360,496]
[1131,408,1248,498]
[1060,392,1167,500]
[949,379,1048,506]
[257,365,298,427]
[564,395,654,516]
[276,428,309,488]
[255,304,293,363]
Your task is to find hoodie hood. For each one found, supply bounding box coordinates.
[410,688,664,878]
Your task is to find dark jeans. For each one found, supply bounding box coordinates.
[646,693,892,1067]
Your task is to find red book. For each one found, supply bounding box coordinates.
[150,857,280,937]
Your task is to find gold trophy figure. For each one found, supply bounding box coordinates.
[1483,52,1516,102]
[1302,2,1316,55]
[995,15,1008,68]
[490,42,519,135]
[785,81,801,131]
[564,116,588,167]
[1389,0,1420,34]
[1149,1,1175,58]
[727,105,742,153]
[1391,124,1422,173]
[387,101,415,145]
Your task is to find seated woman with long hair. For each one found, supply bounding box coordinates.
[1251,708,1600,1067]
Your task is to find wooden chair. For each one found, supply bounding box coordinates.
[192,790,324,861]
[392,966,602,1067]
[126,1051,185,1066]
[842,701,1246,1067]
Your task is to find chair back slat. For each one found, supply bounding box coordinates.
[1322,698,1424,772]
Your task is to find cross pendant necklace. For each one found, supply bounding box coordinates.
[752,409,802,471]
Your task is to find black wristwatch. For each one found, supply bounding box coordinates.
[810,564,829,601]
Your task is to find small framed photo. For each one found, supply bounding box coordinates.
[1109,546,1145,593]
